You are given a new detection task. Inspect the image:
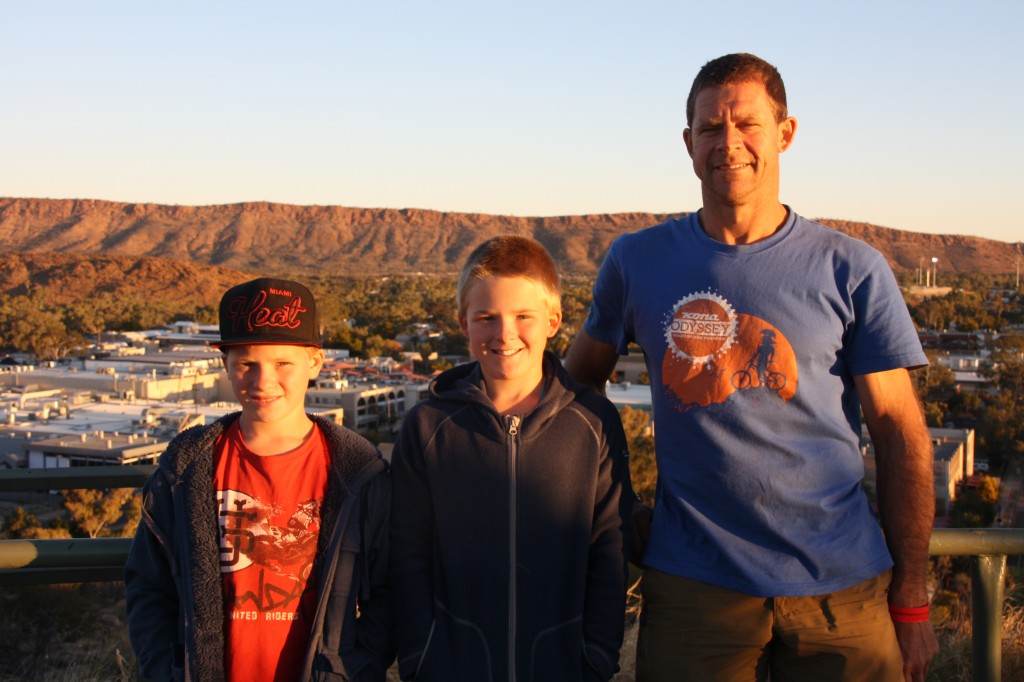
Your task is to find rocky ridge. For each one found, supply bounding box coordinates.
[1,197,1019,278]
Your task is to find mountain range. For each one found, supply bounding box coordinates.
[1,197,1019,284]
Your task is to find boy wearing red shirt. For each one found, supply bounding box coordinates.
[126,277,392,681]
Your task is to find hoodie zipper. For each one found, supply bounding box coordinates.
[505,414,521,682]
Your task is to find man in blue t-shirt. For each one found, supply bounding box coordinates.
[566,53,939,682]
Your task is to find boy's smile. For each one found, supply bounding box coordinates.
[460,275,561,409]
[222,344,324,439]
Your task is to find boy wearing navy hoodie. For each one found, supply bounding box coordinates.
[390,236,631,681]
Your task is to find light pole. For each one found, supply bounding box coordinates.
[931,257,939,288]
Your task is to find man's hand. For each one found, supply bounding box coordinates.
[630,500,653,567]
[894,621,940,682]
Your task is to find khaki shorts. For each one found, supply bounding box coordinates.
[635,568,904,682]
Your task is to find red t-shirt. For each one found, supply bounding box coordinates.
[215,421,331,681]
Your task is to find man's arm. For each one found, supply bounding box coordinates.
[566,329,655,564]
[564,329,620,395]
[855,368,939,682]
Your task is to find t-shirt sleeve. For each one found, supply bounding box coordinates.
[845,250,928,376]
[583,238,633,356]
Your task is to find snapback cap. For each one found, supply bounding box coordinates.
[213,277,321,348]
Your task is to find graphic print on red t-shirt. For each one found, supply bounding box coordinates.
[661,290,798,411]
[215,421,331,682]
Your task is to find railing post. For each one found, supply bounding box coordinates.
[971,554,1006,682]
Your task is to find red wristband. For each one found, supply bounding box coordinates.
[889,604,930,623]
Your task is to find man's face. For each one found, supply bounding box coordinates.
[684,80,796,209]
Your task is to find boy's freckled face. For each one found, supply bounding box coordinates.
[222,344,324,428]
[459,276,561,389]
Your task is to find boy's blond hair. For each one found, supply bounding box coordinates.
[456,235,562,317]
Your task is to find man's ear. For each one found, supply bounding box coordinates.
[778,116,797,152]
[683,128,694,158]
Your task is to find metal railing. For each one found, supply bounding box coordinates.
[0,464,155,493]
[928,528,1024,682]
[0,465,152,585]
[1,468,1023,681]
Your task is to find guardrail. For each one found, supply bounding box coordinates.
[0,465,152,585]
[0,536,131,585]
[1,468,1022,681]
[0,464,155,492]
[929,528,1024,682]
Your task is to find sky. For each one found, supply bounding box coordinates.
[2,1,1022,244]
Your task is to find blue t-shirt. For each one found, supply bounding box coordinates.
[585,210,927,597]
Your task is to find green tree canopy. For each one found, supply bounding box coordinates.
[619,405,657,505]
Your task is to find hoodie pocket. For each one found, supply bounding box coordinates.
[529,616,592,682]
[407,607,493,682]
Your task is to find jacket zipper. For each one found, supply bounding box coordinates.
[505,414,521,682]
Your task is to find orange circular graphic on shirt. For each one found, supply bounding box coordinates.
[664,292,737,363]
[662,301,798,411]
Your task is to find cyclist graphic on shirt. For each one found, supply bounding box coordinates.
[661,292,796,410]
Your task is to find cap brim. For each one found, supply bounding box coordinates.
[211,338,322,349]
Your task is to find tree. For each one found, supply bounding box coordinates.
[912,351,956,402]
[619,406,657,505]
[976,391,1024,466]
[363,335,403,360]
[428,357,454,374]
[1,507,41,539]
[922,401,945,428]
[948,389,982,424]
[324,321,367,355]
[0,507,72,539]
[0,292,80,360]
[976,475,1000,505]
[63,488,141,539]
[950,486,997,528]
[988,335,1024,401]
[548,330,572,358]
[63,291,128,342]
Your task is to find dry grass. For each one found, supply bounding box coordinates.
[925,576,1024,681]
[0,583,134,682]
[5,572,1024,681]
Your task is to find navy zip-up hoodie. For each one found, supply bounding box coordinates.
[390,351,631,682]
[124,413,393,681]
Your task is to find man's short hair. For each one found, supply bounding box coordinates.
[456,235,562,317]
[686,53,788,128]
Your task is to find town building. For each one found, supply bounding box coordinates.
[861,426,977,517]
[0,325,431,470]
